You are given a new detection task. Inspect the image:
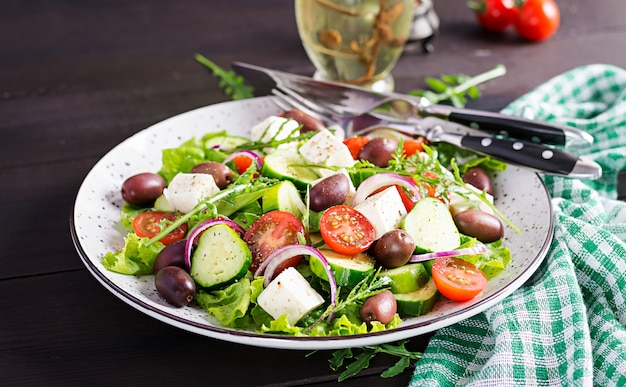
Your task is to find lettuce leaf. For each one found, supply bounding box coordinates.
[157,132,230,183]
[195,276,265,329]
[196,278,252,329]
[457,237,512,280]
[102,233,164,275]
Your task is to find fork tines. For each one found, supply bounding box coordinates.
[270,87,336,124]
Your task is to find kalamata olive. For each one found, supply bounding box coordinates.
[360,290,397,325]
[155,266,196,307]
[121,172,166,205]
[190,161,234,189]
[462,167,493,195]
[371,229,415,268]
[357,137,398,167]
[153,239,188,274]
[308,173,350,212]
[281,109,326,132]
[454,209,504,243]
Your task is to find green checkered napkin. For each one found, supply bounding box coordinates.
[409,64,626,386]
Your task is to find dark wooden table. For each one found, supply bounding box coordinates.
[2,1,625,386]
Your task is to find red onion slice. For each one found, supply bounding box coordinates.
[223,150,263,171]
[409,245,488,263]
[256,245,338,311]
[352,173,420,206]
[184,218,245,269]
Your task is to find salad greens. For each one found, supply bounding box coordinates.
[105,59,514,381]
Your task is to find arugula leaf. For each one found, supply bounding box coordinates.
[381,356,411,378]
[329,340,423,381]
[328,348,353,371]
[409,64,506,108]
[338,351,376,382]
[195,54,254,100]
[303,268,391,334]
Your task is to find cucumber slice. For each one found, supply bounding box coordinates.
[309,249,375,287]
[261,180,306,218]
[401,197,461,253]
[153,194,173,211]
[306,210,323,233]
[381,263,429,294]
[262,149,319,190]
[394,277,440,317]
[203,134,249,150]
[190,224,252,289]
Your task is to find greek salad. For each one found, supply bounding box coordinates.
[103,109,514,336]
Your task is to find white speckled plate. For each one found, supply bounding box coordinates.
[71,96,553,350]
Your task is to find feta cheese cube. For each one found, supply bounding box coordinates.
[298,129,354,178]
[354,186,407,239]
[257,267,325,325]
[449,185,494,216]
[163,173,220,213]
[250,116,300,153]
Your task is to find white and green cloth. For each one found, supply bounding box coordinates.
[410,64,626,386]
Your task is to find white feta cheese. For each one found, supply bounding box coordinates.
[354,186,407,239]
[163,173,220,213]
[327,124,345,141]
[448,185,494,216]
[298,129,354,178]
[257,267,325,325]
[250,116,300,153]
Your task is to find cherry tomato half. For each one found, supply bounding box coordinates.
[232,155,263,175]
[402,138,426,157]
[244,210,305,274]
[431,257,487,302]
[132,211,188,245]
[471,0,517,32]
[514,0,560,42]
[320,205,375,255]
[343,136,370,160]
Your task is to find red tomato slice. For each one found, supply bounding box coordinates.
[420,171,443,199]
[244,210,305,274]
[132,211,187,245]
[319,205,375,255]
[232,155,252,174]
[402,138,426,157]
[431,257,487,301]
[343,136,370,160]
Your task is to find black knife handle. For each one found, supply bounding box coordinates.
[447,110,568,145]
[460,135,577,175]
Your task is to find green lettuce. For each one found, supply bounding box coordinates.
[157,132,230,183]
[195,276,265,329]
[457,236,512,279]
[102,233,164,275]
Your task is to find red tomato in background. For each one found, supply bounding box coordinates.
[132,211,187,245]
[471,0,518,32]
[319,205,375,255]
[514,0,560,41]
[431,257,487,302]
[343,136,370,160]
[244,210,305,274]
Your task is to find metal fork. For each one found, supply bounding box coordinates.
[270,87,602,180]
